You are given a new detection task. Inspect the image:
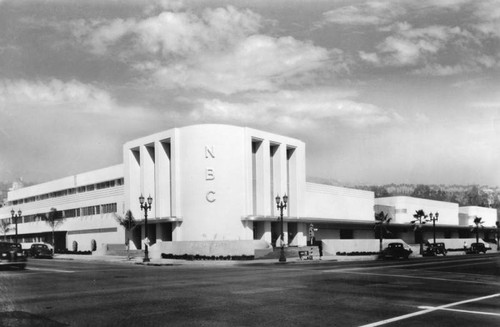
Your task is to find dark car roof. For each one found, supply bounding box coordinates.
[0,242,21,251]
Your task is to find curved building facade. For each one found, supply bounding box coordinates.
[0,124,495,257]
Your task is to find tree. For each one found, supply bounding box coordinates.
[0,219,11,241]
[44,208,64,249]
[412,185,432,199]
[471,216,484,244]
[374,211,391,253]
[370,186,390,198]
[115,210,137,260]
[411,209,427,255]
[465,186,489,207]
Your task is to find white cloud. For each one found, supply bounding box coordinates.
[321,1,405,26]
[144,0,185,14]
[412,63,469,76]
[472,0,500,38]
[150,35,329,94]
[358,51,380,64]
[75,6,331,95]
[0,79,118,114]
[189,88,401,128]
[375,23,462,66]
[84,7,261,56]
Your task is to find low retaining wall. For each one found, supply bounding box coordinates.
[149,240,260,259]
[427,238,492,250]
[322,239,412,255]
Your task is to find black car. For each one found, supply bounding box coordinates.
[30,243,53,259]
[423,242,447,256]
[381,242,412,260]
[466,242,488,254]
[0,241,27,270]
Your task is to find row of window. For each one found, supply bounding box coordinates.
[9,179,124,206]
[6,203,118,224]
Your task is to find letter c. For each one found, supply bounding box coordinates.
[206,191,216,202]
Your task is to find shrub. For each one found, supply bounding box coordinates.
[160,253,254,261]
[336,251,379,256]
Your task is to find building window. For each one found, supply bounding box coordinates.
[81,206,96,216]
[64,209,78,218]
[97,181,110,190]
[101,203,117,214]
[340,229,354,239]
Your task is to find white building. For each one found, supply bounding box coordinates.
[375,196,497,243]
[1,165,125,251]
[0,124,497,257]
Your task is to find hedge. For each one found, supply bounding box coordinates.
[161,253,255,261]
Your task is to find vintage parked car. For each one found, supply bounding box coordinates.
[381,242,412,260]
[30,243,53,259]
[466,242,488,254]
[0,241,27,270]
[423,242,447,256]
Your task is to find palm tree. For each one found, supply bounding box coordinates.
[411,209,428,255]
[0,219,11,241]
[115,210,137,260]
[44,208,64,249]
[374,211,391,253]
[472,216,484,244]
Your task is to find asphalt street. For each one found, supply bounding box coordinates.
[1,254,499,327]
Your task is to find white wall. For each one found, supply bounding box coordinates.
[305,183,374,221]
[6,165,123,202]
[124,124,306,244]
[459,206,498,227]
[375,196,459,225]
[178,125,248,241]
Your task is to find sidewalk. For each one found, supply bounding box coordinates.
[53,251,498,266]
[52,253,342,266]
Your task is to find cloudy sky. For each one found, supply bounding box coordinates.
[0,0,499,187]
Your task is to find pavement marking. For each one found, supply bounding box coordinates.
[328,270,500,286]
[418,306,500,317]
[359,293,500,327]
[28,267,75,273]
[322,256,491,273]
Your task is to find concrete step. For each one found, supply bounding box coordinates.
[104,249,144,257]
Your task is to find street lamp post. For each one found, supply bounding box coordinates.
[139,194,153,263]
[10,209,22,244]
[428,212,439,245]
[275,194,288,263]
